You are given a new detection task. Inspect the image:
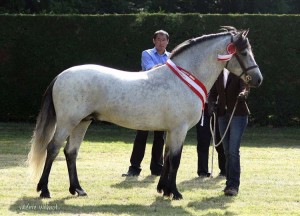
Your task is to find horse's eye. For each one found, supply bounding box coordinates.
[241,52,247,56]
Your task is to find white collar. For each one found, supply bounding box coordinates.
[223,69,229,88]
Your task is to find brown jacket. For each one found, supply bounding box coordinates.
[209,71,250,116]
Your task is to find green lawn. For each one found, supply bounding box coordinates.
[0,122,299,215]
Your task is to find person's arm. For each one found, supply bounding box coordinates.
[208,83,218,104]
[141,51,155,71]
[207,83,218,116]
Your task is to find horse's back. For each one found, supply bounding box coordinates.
[62,64,147,79]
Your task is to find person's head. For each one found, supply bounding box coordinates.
[153,30,169,54]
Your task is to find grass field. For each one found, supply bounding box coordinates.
[0,122,299,215]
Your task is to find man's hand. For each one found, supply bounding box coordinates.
[237,91,248,101]
[208,102,217,116]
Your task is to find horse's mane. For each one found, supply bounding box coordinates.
[170,26,250,59]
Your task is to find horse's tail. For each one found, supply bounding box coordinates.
[27,77,57,180]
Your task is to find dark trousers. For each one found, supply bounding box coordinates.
[130,130,164,173]
[196,107,226,175]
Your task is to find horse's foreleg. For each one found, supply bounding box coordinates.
[158,147,183,200]
[64,120,91,196]
[168,146,183,200]
[157,128,187,200]
[157,144,170,195]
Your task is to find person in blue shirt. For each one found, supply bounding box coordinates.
[122,30,170,177]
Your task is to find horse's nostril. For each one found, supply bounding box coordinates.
[258,78,262,85]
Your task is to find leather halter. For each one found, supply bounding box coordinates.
[226,34,259,82]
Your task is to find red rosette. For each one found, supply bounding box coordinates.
[226,43,236,55]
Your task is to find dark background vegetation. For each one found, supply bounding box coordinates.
[0,0,299,14]
[0,1,299,126]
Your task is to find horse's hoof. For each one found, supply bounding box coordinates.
[69,187,87,196]
[157,181,166,194]
[158,187,171,197]
[157,186,163,194]
[76,188,87,196]
[40,191,51,198]
[162,187,171,197]
[172,191,183,200]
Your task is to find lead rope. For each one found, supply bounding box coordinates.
[209,99,238,177]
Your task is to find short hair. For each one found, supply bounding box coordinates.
[153,30,169,40]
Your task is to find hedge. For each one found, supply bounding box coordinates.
[0,14,299,126]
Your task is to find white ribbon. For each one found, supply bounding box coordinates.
[217,53,233,61]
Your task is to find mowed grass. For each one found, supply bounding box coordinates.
[0,122,299,215]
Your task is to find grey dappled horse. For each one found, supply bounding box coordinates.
[28,27,263,200]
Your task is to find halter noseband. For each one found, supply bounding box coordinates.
[226,35,259,82]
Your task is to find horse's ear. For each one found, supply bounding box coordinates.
[242,29,249,37]
[235,31,243,40]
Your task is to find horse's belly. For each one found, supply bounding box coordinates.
[97,96,202,131]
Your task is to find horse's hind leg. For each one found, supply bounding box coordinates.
[37,127,70,198]
[64,120,91,196]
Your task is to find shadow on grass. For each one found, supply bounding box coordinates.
[112,175,224,192]
[10,196,192,215]
[178,176,225,192]
[187,194,236,215]
[111,175,158,189]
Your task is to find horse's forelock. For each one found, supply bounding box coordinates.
[234,35,251,52]
[220,26,251,51]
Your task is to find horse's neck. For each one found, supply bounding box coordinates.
[172,36,230,91]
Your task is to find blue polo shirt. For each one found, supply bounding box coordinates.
[141,47,170,71]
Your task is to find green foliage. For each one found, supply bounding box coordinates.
[0,14,299,126]
[0,0,299,14]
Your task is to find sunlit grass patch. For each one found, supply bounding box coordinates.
[0,123,299,215]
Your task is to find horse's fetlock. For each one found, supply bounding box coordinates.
[40,189,51,198]
[37,182,47,192]
[69,186,76,195]
[171,186,183,200]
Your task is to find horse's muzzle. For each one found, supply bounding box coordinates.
[247,68,263,87]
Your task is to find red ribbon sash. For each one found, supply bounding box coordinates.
[166,59,208,109]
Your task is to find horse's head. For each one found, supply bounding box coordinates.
[222,27,263,88]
